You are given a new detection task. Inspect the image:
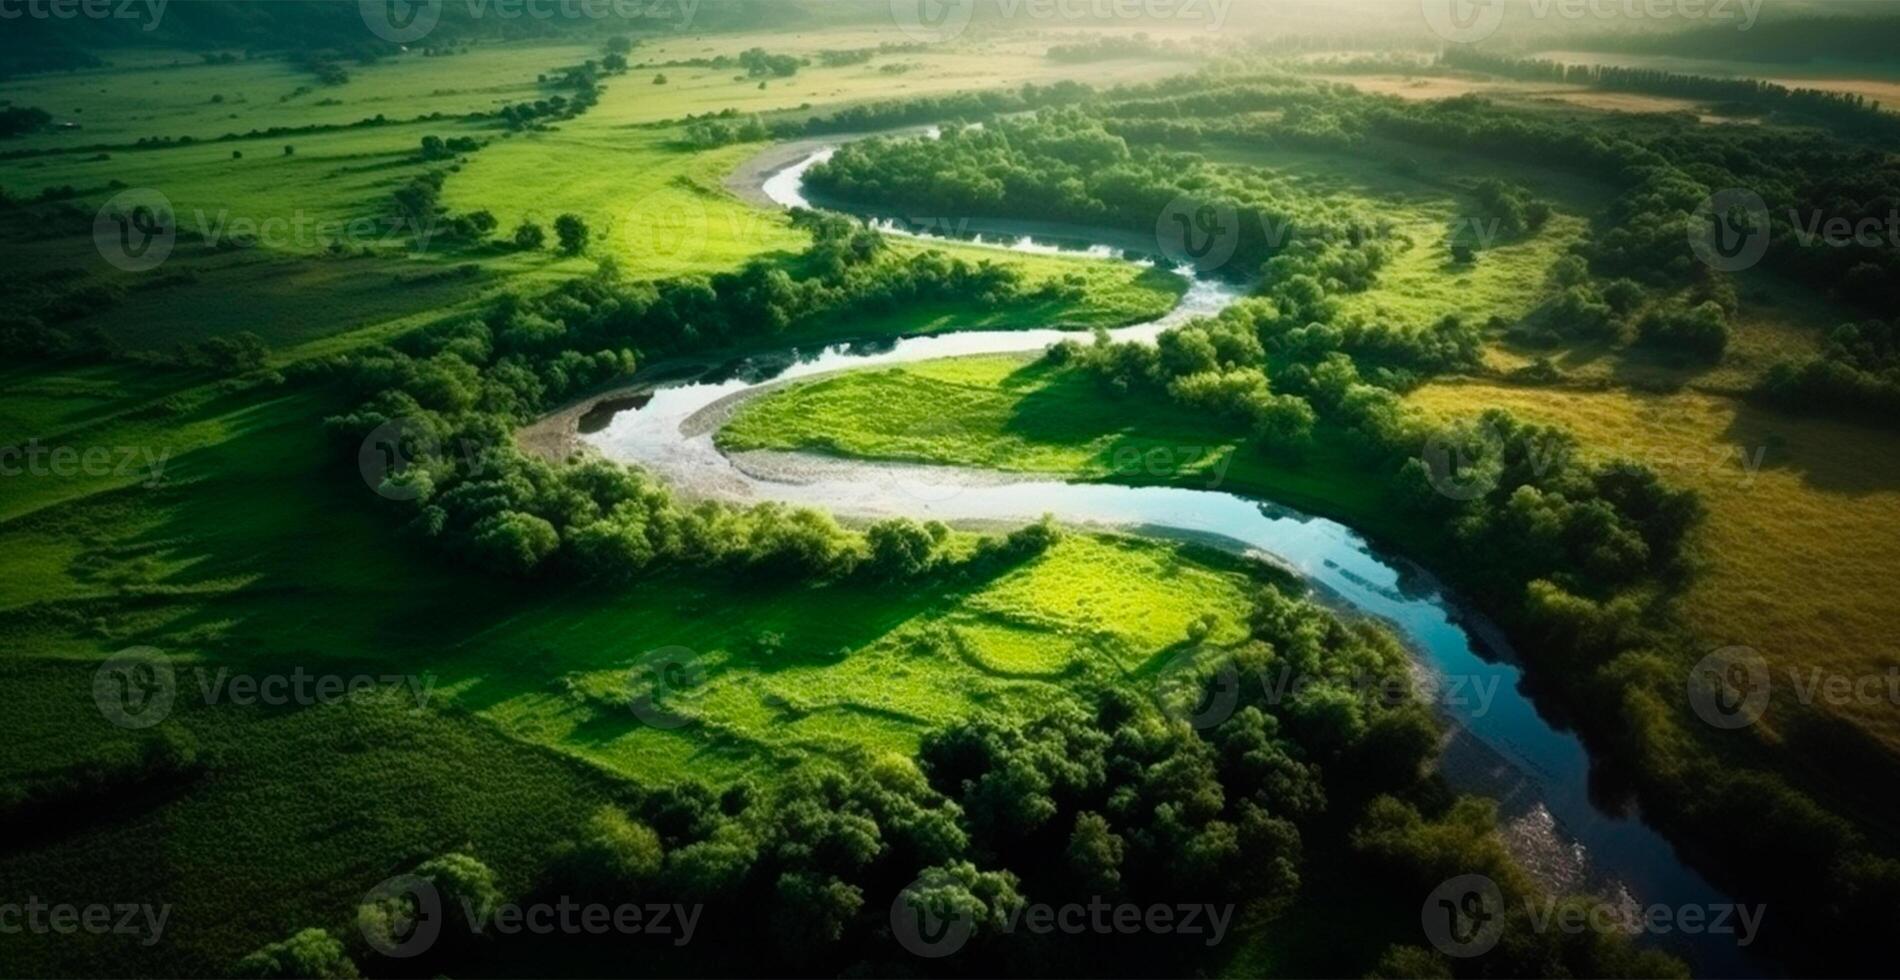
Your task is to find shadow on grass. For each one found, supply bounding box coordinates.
[44,378,1065,762]
[1719,397,1900,495]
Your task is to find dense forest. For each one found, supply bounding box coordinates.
[1560,10,1900,64]
[791,77,1900,971]
[1441,48,1900,140]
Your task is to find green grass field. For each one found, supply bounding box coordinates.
[0,35,1249,975]
[718,353,1403,542]
[8,20,1900,977]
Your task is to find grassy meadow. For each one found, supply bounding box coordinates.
[7,9,1900,976]
[0,30,1252,975]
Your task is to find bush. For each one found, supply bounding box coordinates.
[1637,300,1729,360]
[552,806,664,893]
[554,213,589,255]
[234,928,358,979]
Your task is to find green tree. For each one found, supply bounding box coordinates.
[865,518,938,579]
[554,213,589,255]
[556,806,664,892]
[1066,811,1125,892]
[513,220,546,250]
[233,928,358,979]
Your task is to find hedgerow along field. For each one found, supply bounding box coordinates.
[5,3,1900,979]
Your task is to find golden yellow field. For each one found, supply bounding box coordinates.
[1333,73,1715,117]
[1407,378,1900,753]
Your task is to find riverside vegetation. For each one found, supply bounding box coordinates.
[4,3,1900,978]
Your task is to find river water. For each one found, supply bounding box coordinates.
[584,140,1767,977]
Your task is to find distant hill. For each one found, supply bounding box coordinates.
[1557,9,1900,65]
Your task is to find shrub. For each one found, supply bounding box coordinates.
[554,213,589,255]
[513,221,547,250]
[233,928,358,979]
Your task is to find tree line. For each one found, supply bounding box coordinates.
[320,212,1086,584]
[234,582,1677,978]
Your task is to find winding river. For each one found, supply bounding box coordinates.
[582,139,1767,977]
